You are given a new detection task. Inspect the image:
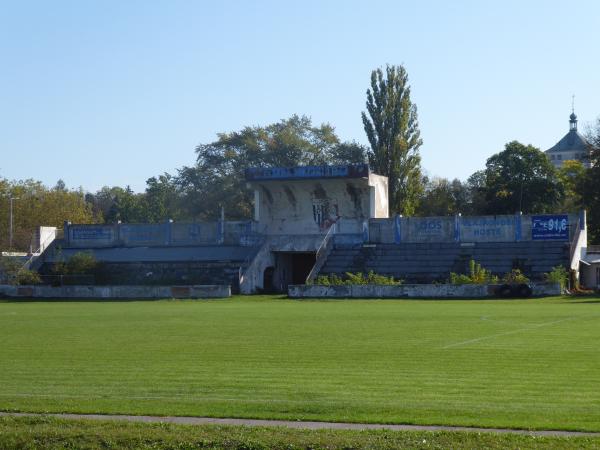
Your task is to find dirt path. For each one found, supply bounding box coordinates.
[1,411,599,437]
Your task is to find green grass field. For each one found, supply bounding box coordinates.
[1,295,600,432]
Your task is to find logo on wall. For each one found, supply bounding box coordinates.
[312,198,339,231]
[531,215,569,240]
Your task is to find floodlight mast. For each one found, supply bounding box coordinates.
[9,197,19,250]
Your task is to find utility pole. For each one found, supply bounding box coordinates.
[9,197,19,250]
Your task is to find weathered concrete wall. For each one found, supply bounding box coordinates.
[288,283,561,299]
[65,221,255,248]
[460,216,516,242]
[248,172,388,235]
[368,213,581,244]
[0,284,230,299]
[239,235,325,293]
[35,226,57,252]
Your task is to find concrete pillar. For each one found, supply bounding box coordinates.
[454,214,461,242]
[166,219,173,246]
[254,189,260,222]
[394,215,402,244]
[369,186,376,218]
[515,212,522,242]
[63,221,71,245]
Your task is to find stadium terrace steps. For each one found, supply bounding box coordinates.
[319,241,569,282]
[37,242,260,293]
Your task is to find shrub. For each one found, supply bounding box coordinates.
[502,269,530,285]
[313,271,402,285]
[0,256,42,285]
[16,269,42,285]
[544,265,569,290]
[54,251,98,275]
[450,259,497,285]
[0,256,21,284]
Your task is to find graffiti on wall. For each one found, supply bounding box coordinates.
[460,217,515,241]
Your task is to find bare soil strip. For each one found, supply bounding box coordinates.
[1,412,599,437]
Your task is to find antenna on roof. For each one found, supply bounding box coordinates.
[571,94,575,114]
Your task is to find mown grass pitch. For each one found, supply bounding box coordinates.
[1,295,599,431]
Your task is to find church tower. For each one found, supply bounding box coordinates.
[545,103,591,168]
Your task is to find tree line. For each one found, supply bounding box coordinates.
[2,65,600,251]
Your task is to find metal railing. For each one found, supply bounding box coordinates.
[21,229,61,271]
[569,219,582,268]
[305,225,336,284]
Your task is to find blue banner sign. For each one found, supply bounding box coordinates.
[71,226,113,241]
[531,215,569,240]
[245,164,369,181]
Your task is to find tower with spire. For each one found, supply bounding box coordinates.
[545,100,591,168]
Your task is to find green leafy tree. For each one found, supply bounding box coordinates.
[557,160,586,212]
[103,186,146,223]
[0,178,97,251]
[143,174,182,223]
[362,65,424,215]
[579,116,600,243]
[177,115,367,220]
[417,177,472,216]
[481,141,564,214]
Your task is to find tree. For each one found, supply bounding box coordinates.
[177,115,368,220]
[557,160,586,212]
[579,117,600,243]
[464,170,489,215]
[417,177,471,216]
[0,178,97,251]
[143,174,182,223]
[362,64,424,215]
[480,141,563,214]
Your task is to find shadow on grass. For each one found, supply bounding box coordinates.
[0,297,227,303]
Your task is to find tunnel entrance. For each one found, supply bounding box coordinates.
[273,252,316,292]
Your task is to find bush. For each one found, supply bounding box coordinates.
[544,265,569,290]
[16,269,42,285]
[502,269,530,285]
[0,256,42,285]
[313,271,402,286]
[450,260,498,285]
[54,251,98,275]
[0,256,21,284]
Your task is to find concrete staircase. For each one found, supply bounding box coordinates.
[319,241,569,283]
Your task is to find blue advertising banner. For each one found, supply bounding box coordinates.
[531,215,569,240]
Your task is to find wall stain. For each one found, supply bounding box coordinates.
[283,186,297,208]
[261,186,274,204]
[346,183,363,215]
[313,183,327,199]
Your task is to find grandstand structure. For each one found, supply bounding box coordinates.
[31,164,595,292]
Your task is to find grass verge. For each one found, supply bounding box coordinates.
[2,416,600,450]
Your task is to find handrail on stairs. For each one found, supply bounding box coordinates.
[21,229,60,271]
[569,219,582,268]
[305,224,336,284]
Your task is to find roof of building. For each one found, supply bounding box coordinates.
[245,164,371,181]
[546,130,589,154]
[545,110,590,154]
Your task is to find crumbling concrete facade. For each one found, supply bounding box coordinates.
[246,164,388,235]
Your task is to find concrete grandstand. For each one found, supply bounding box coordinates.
[30,164,594,292]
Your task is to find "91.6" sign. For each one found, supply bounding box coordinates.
[531,215,569,240]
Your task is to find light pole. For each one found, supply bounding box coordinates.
[9,197,19,250]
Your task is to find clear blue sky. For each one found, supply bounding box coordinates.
[1,0,599,192]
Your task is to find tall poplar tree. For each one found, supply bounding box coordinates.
[362,65,424,215]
